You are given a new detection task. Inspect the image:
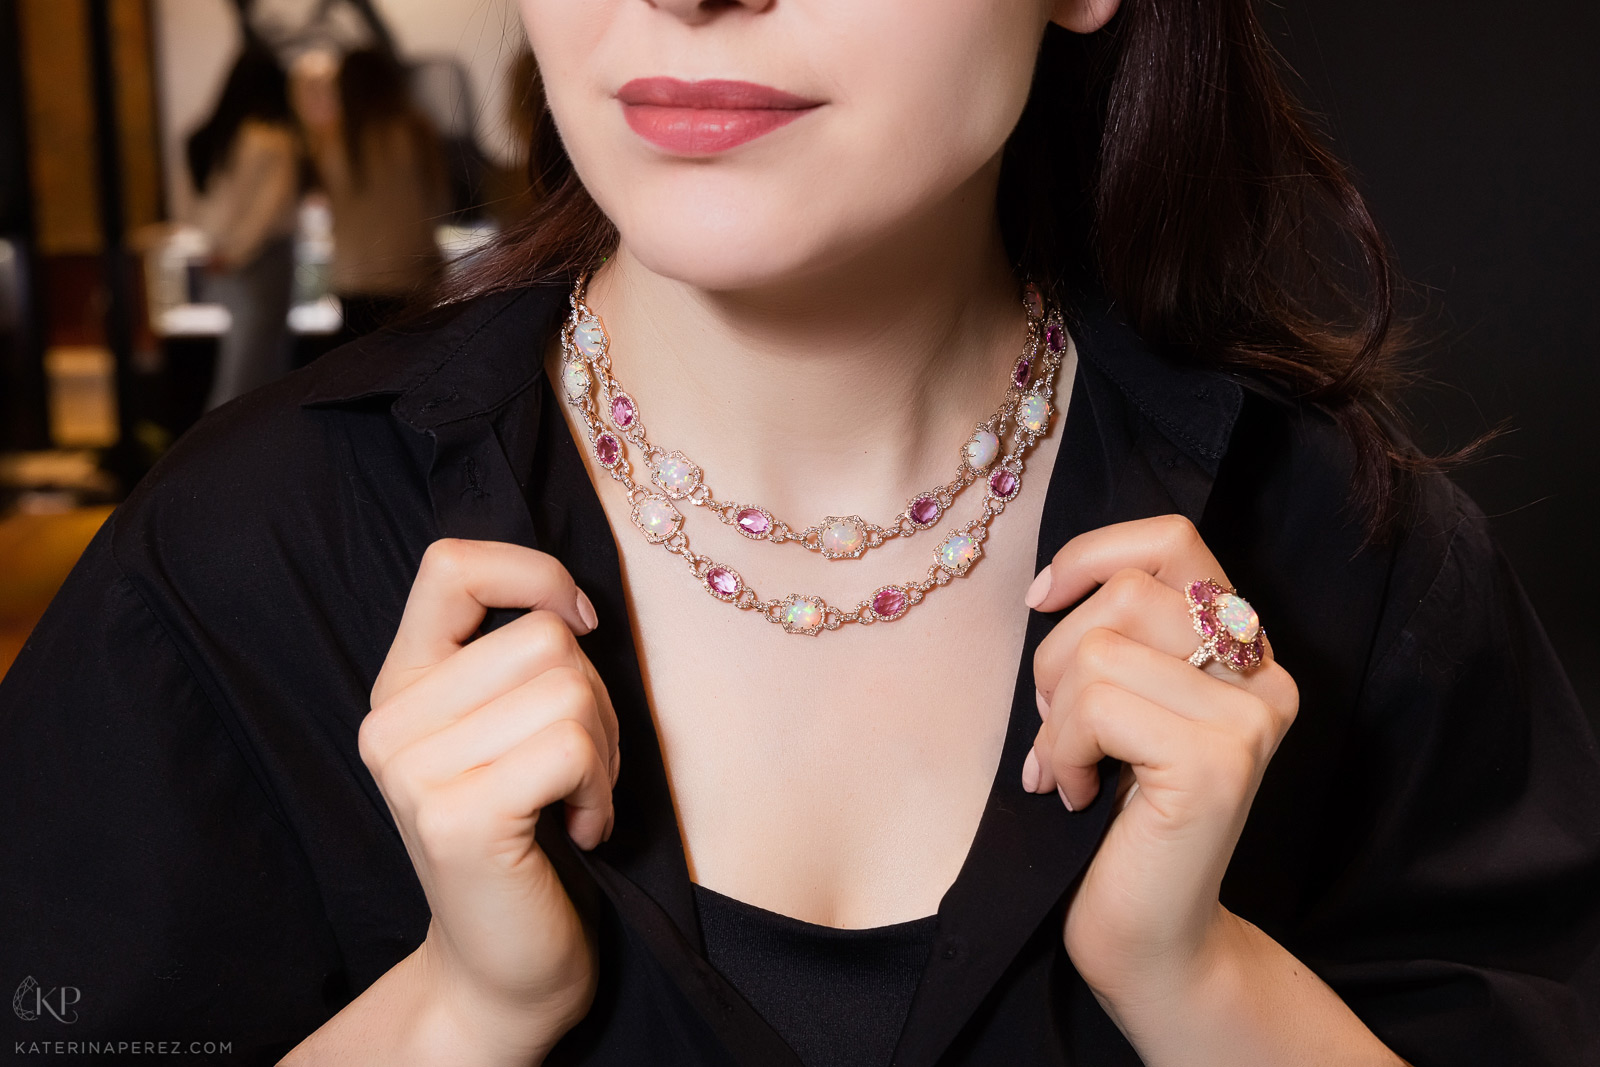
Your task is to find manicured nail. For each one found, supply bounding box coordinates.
[1035,687,1050,720]
[1022,748,1040,792]
[574,587,599,632]
[1057,784,1075,812]
[1024,566,1052,609]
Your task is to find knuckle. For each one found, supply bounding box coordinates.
[419,537,474,585]
[1075,681,1121,730]
[544,664,595,716]
[518,608,576,661]
[1105,567,1154,610]
[1157,512,1202,550]
[1076,627,1123,675]
[546,714,596,769]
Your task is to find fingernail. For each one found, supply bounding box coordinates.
[1035,687,1050,720]
[1024,565,1052,609]
[574,587,599,632]
[1022,748,1040,792]
[1057,784,1075,812]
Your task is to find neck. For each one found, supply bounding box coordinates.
[570,160,1029,524]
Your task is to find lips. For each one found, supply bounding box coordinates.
[616,77,823,154]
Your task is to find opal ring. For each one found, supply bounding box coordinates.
[1185,578,1266,672]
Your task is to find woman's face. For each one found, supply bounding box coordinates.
[517,0,1112,293]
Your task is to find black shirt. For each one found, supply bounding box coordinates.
[690,882,939,1067]
[2,281,1597,1066]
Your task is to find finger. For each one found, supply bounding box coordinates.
[382,665,615,797]
[471,716,615,851]
[382,539,598,685]
[1033,566,1201,698]
[365,607,618,769]
[1041,680,1203,811]
[1024,514,1226,614]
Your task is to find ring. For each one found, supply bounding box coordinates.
[1185,578,1266,673]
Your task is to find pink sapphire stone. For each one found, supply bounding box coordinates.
[1188,579,1214,604]
[871,587,908,619]
[1012,358,1031,388]
[1046,323,1065,352]
[610,394,636,428]
[988,468,1019,499]
[706,565,740,596]
[909,496,941,526]
[1198,612,1217,636]
[736,508,771,536]
[595,433,621,467]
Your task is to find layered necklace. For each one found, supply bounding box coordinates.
[557,271,1068,636]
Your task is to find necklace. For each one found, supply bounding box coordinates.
[558,272,1068,635]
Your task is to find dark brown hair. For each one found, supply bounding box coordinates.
[338,48,440,191]
[440,0,1485,542]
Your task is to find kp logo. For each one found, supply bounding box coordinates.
[12,976,81,1023]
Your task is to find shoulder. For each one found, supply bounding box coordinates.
[108,288,553,620]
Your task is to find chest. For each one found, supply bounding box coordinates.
[603,457,1060,930]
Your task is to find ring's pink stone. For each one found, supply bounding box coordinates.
[736,507,772,537]
[1198,611,1218,636]
[595,433,621,467]
[1023,283,1044,320]
[909,495,942,526]
[1187,579,1215,604]
[1215,593,1261,641]
[610,393,636,429]
[988,467,1019,500]
[1045,323,1065,352]
[1012,358,1032,389]
[871,587,908,620]
[705,565,741,598]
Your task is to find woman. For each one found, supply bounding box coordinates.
[1,1,1595,1065]
[187,46,302,411]
[299,48,449,342]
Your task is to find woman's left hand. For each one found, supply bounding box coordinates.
[1023,514,1300,1006]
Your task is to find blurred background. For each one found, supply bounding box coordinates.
[0,0,1594,724]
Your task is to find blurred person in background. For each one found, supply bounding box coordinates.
[297,48,448,343]
[186,45,302,411]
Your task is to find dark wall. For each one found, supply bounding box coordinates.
[1264,1,1599,713]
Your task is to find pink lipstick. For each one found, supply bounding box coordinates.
[616,77,823,155]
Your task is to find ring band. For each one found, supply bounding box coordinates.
[1185,578,1266,673]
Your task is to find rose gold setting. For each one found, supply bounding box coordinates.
[559,272,1069,635]
[1184,578,1267,672]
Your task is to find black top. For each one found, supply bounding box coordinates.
[690,883,939,1067]
[1,281,1597,1066]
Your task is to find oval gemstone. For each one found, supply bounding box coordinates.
[610,393,636,429]
[1215,594,1260,641]
[1045,323,1065,352]
[909,495,942,526]
[783,597,824,632]
[988,467,1019,500]
[633,497,681,541]
[574,319,606,358]
[1188,579,1215,604]
[561,361,590,400]
[1012,358,1032,389]
[965,430,1000,470]
[1023,283,1044,320]
[705,565,741,598]
[1019,393,1050,434]
[655,454,698,494]
[736,507,772,537]
[595,433,621,467]
[871,587,908,620]
[937,532,981,574]
[820,518,866,557]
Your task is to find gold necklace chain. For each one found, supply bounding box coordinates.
[558,273,1068,635]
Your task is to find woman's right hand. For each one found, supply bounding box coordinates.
[359,538,618,1060]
